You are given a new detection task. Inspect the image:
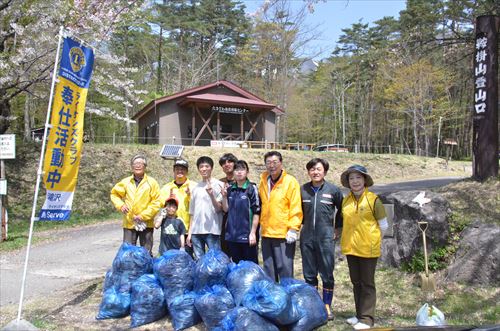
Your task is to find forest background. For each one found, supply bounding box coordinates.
[1,0,499,159]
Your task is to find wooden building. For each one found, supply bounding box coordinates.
[132,80,283,146]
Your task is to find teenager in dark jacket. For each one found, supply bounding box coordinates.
[219,153,238,255]
[300,158,343,320]
[221,160,261,263]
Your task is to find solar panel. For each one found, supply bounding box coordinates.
[159,144,184,159]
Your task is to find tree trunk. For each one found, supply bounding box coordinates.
[157,25,163,93]
[125,103,131,143]
[412,109,419,155]
[0,98,11,134]
[368,103,374,153]
[23,93,32,141]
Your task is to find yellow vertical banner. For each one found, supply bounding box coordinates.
[39,37,94,221]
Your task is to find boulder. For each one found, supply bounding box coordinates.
[379,190,450,267]
[446,220,500,285]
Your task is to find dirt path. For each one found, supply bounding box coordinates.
[0,222,125,307]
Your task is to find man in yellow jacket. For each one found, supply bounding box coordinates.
[110,154,162,255]
[258,151,303,282]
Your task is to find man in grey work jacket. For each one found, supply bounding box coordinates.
[300,158,343,320]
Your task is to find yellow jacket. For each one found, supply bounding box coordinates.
[159,179,196,230]
[341,189,382,258]
[110,174,162,229]
[258,170,303,238]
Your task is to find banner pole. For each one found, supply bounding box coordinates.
[16,26,64,323]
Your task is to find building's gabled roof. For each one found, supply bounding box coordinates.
[132,80,283,120]
[178,93,276,110]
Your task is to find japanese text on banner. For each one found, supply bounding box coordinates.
[39,37,94,221]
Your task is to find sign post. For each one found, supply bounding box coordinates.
[0,134,15,241]
[472,15,499,181]
[444,138,458,162]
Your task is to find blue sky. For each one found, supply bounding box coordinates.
[242,0,407,60]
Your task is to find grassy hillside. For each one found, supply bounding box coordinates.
[6,142,471,223]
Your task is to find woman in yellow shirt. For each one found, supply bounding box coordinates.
[340,165,388,330]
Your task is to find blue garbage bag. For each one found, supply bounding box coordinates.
[96,273,132,320]
[112,242,153,277]
[279,277,305,289]
[226,261,269,306]
[102,269,115,290]
[130,274,168,328]
[96,285,131,319]
[153,249,195,305]
[281,278,328,331]
[220,307,279,331]
[193,249,231,291]
[194,285,235,330]
[96,244,153,320]
[168,291,202,331]
[242,279,300,326]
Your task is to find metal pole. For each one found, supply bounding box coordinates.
[436,116,442,157]
[0,160,4,241]
[16,26,64,322]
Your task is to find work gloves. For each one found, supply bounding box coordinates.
[133,218,147,232]
[378,218,389,236]
[286,229,298,244]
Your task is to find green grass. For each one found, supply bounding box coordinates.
[317,261,500,329]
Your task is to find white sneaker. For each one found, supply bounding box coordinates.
[353,322,371,330]
[346,316,359,325]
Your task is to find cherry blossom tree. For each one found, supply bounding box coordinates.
[0,0,144,134]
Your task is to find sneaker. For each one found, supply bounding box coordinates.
[353,322,371,330]
[346,316,359,325]
[324,304,334,321]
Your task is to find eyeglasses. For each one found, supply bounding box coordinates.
[265,160,281,166]
[132,162,145,167]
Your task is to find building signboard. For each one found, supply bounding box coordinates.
[211,106,249,114]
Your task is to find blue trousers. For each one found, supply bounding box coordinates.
[191,234,220,260]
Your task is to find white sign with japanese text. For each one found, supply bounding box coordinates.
[0,134,15,159]
[210,140,243,148]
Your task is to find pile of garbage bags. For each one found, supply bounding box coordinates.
[96,246,328,330]
[96,243,153,320]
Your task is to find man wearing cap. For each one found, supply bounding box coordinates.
[218,153,238,255]
[159,159,196,256]
[340,164,388,330]
[111,154,162,254]
[258,151,302,282]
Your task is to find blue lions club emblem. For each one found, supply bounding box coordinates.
[69,47,86,72]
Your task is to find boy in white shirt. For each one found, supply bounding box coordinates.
[186,156,223,260]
